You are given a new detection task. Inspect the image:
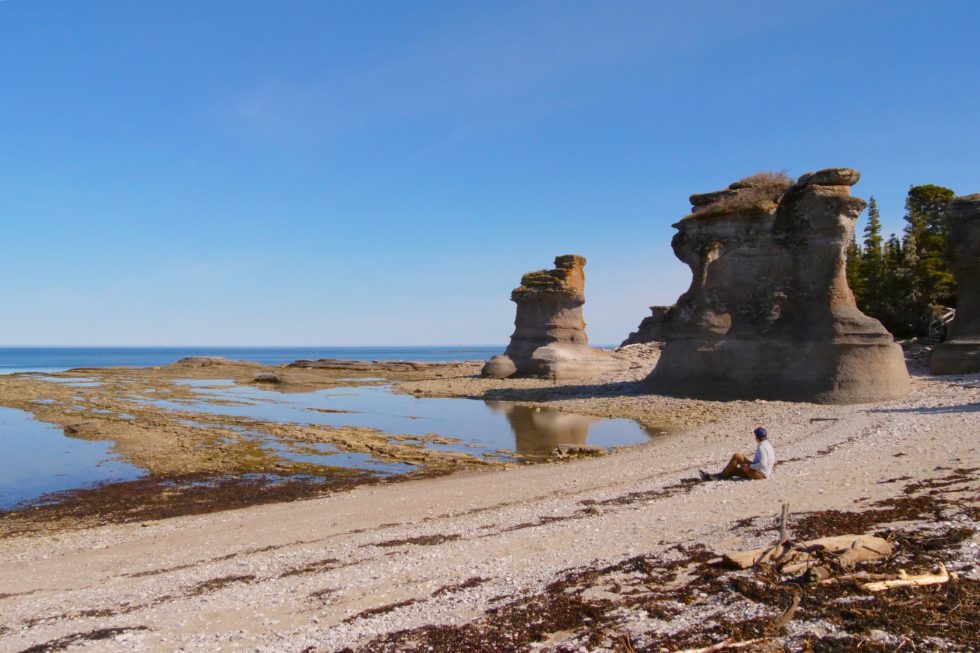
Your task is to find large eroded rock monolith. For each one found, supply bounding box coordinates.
[645,169,910,403]
[931,194,980,375]
[483,255,628,380]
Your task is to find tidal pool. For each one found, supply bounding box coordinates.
[149,382,661,458]
[1,383,660,512]
[0,406,144,509]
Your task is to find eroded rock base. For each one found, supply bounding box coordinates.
[485,344,628,381]
[930,341,980,375]
[648,340,910,403]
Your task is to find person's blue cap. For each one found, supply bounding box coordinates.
[754,426,768,439]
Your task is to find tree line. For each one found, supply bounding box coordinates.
[845,184,957,338]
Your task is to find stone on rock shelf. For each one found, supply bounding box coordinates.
[482,254,628,380]
[645,168,910,403]
[931,194,980,375]
[621,306,672,346]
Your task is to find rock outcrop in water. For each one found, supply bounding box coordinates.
[621,306,672,346]
[931,194,980,375]
[645,168,910,403]
[482,255,628,380]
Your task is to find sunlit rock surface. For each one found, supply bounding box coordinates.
[645,169,910,403]
[482,255,628,380]
[931,194,980,375]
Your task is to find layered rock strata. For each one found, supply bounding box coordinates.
[645,169,910,403]
[931,194,980,375]
[482,255,628,380]
[621,306,672,346]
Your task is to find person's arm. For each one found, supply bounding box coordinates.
[749,444,766,471]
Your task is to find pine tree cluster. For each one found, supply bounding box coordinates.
[846,185,957,338]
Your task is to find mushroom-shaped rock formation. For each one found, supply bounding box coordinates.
[482,255,628,380]
[931,194,980,375]
[621,306,672,346]
[644,169,910,403]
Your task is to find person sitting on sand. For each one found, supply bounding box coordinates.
[700,427,775,481]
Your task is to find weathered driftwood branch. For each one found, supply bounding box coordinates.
[770,592,801,631]
[778,502,789,542]
[816,570,904,585]
[861,563,954,592]
[618,632,636,653]
[723,534,892,572]
[673,638,767,653]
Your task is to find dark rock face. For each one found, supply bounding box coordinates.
[645,168,910,403]
[931,194,980,375]
[621,306,672,346]
[482,255,628,380]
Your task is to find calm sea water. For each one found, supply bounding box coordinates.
[0,346,506,374]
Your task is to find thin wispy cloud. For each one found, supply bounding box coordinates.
[225,2,825,144]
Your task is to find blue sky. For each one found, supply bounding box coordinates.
[2,0,978,346]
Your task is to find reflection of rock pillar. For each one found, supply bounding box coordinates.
[482,255,629,380]
[931,194,980,374]
[486,402,597,456]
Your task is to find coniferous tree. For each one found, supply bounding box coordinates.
[861,197,885,315]
[845,231,864,303]
[902,184,955,332]
[842,186,955,338]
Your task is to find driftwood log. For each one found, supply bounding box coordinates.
[673,638,769,653]
[861,563,954,592]
[722,534,893,574]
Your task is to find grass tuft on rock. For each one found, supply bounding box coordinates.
[685,170,794,220]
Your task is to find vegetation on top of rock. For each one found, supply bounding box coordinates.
[511,269,578,299]
[685,171,794,220]
[510,255,586,300]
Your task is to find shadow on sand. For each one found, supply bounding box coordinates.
[870,402,980,415]
[477,380,645,403]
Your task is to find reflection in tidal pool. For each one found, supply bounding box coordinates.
[1,383,662,511]
[148,382,661,460]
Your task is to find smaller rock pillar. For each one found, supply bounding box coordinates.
[482,255,628,380]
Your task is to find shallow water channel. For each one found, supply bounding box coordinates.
[0,406,143,509]
[1,381,659,510]
[155,381,659,459]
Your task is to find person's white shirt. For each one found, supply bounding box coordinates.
[750,439,775,478]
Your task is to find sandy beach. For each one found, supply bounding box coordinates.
[0,352,976,652]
